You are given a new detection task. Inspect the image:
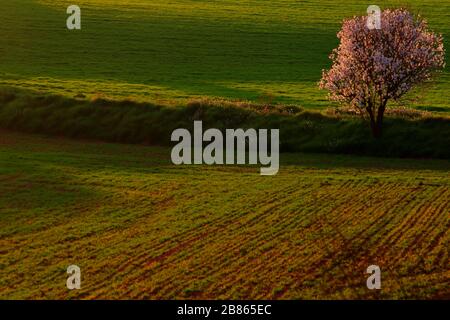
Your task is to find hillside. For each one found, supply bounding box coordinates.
[1,131,449,299]
[0,0,449,110]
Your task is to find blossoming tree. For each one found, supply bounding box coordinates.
[320,8,445,137]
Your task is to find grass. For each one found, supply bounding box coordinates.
[1,88,449,159]
[0,0,449,111]
[1,0,449,301]
[0,131,449,299]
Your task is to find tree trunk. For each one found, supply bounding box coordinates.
[369,101,387,139]
[367,107,380,138]
[371,120,383,138]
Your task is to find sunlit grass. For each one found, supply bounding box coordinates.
[1,131,449,299]
[0,0,448,109]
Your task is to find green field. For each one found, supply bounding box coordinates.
[0,131,449,299]
[0,0,449,111]
[1,0,449,300]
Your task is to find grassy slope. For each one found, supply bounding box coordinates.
[1,88,449,159]
[0,0,449,110]
[1,131,449,299]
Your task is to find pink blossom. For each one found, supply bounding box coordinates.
[319,9,445,137]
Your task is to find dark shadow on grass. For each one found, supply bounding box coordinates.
[0,88,449,164]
